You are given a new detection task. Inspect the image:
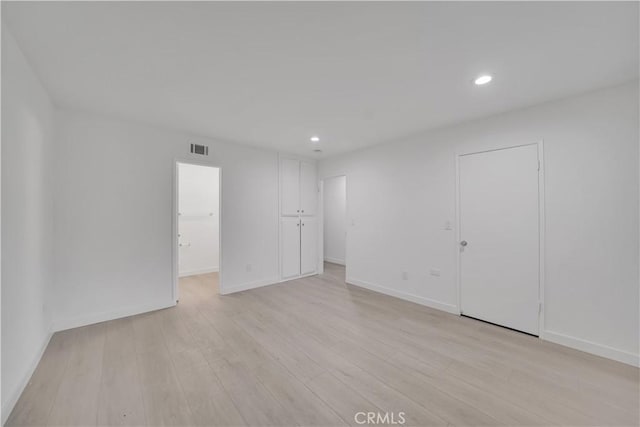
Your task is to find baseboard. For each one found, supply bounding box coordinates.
[543,330,639,367]
[221,277,281,295]
[221,272,321,295]
[345,278,638,367]
[179,267,219,278]
[278,272,317,284]
[52,300,176,332]
[2,329,53,425]
[324,257,345,266]
[346,277,459,315]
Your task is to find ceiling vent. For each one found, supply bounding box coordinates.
[190,143,209,155]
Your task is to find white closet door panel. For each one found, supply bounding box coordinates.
[300,161,317,216]
[459,144,540,335]
[301,217,317,275]
[281,217,301,279]
[281,158,300,216]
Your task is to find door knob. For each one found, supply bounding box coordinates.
[460,240,468,247]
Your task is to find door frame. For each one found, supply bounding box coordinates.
[454,140,546,338]
[172,159,223,302]
[318,174,348,275]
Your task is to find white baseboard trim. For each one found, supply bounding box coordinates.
[2,329,53,425]
[324,257,345,266]
[278,272,317,284]
[221,277,281,295]
[52,300,176,332]
[544,330,639,367]
[179,267,219,278]
[346,277,459,315]
[222,272,321,295]
[345,279,638,367]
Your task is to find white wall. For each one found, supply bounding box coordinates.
[323,175,346,265]
[52,110,281,330]
[178,163,220,277]
[319,82,640,366]
[1,27,55,421]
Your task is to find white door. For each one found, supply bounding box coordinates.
[281,158,300,216]
[459,144,540,335]
[281,217,301,279]
[301,217,317,275]
[300,161,317,216]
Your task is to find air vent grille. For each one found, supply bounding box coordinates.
[190,143,209,156]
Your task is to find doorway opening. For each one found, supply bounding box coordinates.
[174,162,221,302]
[322,175,347,279]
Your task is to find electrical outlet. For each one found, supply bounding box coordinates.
[402,271,408,280]
[430,269,441,277]
[245,264,252,272]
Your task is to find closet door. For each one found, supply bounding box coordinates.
[300,217,317,275]
[281,158,300,216]
[299,161,316,216]
[281,217,301,279]
[459,144,540,335]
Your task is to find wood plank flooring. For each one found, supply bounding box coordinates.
[6,263,639,426]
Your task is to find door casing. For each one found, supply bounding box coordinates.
[173,160,223,301]
[318,174,348,275]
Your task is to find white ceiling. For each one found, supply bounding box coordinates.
[3,1,638,156]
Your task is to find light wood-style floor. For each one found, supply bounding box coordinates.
[7,263,639,426]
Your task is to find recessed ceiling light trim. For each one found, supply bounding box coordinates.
[474,75,493,85]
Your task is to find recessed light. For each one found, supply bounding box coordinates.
[474,75,493,85]
[310,136,320,142]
